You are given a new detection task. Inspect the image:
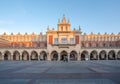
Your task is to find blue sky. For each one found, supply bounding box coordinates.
[0,0,120,34]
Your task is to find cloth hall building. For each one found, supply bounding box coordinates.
[0,16,120,61]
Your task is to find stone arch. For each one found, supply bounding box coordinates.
[81,50,89,61]
[31,51,38,60]
[117,51,120,60]
[40,51,47,61]
[60,50,68,61]
[0,52,2,60]
[4,50,11,60]
[13,51,20,60]
[51,51,58,61]
[90,50,98,60]
[22,51,29,61]
[108,50,116,60]
[70,51,77,61]
[99,50,107,60]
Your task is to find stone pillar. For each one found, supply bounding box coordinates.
[38,55,40,61]
[8,54,11,60]
[10,54,13,61]
[29,56,31,61]
[79,53,81,61]
[106,53,108,60]
[20,53,22,61]
[115,52,117,60]
[77,53,80,61]
[88,53,90,61]
[2,55,4,61]
[16,55,20,61]
[58,53,60,61]
[0,53,4,61]
[68,53,70,61]
[0,56,1,61]
[47,53,51,61]
[98,54,99,60]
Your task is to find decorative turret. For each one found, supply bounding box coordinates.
[57,15,71,31]
[47,26,50,30]
[62,15,66,23]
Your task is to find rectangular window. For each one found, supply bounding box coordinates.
[54,38,58,44]
[70,38,74,44]
[61,38,67,44]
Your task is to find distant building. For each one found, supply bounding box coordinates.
[0,37,11,48]
[0,16,120,61]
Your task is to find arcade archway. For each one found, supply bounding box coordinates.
[108,50,116,60]
[51,51,58,61]
[81,51,89,61]
[13,51,20,60]
[70,51,77,61]
[60,51,68,61]
[4,51,11,60]
[40,51,47,61]
[22,51,29,60]
[31,51,38,60]
[90,50,98,60]
[99,50,107,60]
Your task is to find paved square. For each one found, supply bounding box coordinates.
[0,60,120,84]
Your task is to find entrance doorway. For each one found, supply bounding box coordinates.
[60,51,67,61]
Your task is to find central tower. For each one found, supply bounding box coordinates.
[58,15,71,31]
[46,16,81,61]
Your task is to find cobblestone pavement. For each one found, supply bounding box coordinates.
[0,60,120,84]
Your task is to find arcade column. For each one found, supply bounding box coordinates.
[58,53,60,61]
[77,53,80,61]
[47,53,51,61]
[20,53,22,61]
[10,54,13,61]
[67,53,70,61]
[0,53,4,61]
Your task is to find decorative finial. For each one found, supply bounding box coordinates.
[25,32,27,35]
[62,14,66,23]
[79,25,81,31]
[3,32,6,35]
[11,32,13,35]
[18,32,20,35]
[74,28,76,30]
[52,28,54,30]
[47,26,49,30]
[32,32,34,35]
[91,32,93,34]
[40,32,42,35]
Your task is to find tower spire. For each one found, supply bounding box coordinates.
[62,14,66,23]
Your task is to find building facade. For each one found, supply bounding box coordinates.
[0,16,120,61]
